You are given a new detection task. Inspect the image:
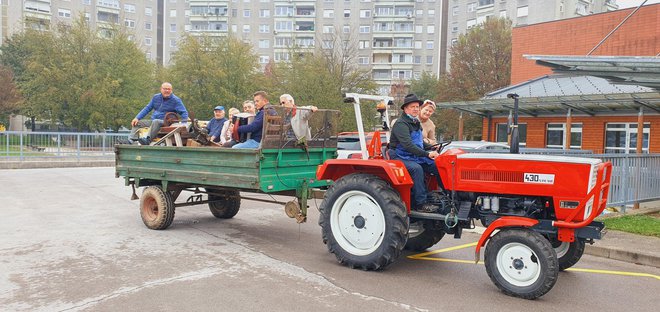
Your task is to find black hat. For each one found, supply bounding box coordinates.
[401,93,422,109]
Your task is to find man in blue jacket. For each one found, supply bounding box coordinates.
[232,91,275,149]
[129,82,188,145]
[207,106,227,143]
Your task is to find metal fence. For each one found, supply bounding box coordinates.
[2,131,659,208]
[593,154,660,208]
[0,131,127,160]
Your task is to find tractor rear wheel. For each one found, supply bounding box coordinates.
[207,189,241,219]
[405,220,445,251]
[549,237,585,271]
[319,174,408,270]
[485,228,558,299]
[140,186,175,230]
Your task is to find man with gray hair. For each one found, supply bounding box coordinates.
[279,94,317,144]
[129,82,188,145]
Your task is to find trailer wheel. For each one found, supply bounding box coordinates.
[548,237,585,271]
[207,189,240,219]
[405,220,445,251]
[140,186,175,230]
[319,174,408,270]
[485,228,558,300]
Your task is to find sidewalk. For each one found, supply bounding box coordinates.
[587,205,660,268]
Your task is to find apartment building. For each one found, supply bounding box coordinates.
[445,0,618,69]
[1,1,621,96]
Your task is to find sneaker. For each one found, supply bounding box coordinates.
[415,203,439,213]
[137,137,151,146]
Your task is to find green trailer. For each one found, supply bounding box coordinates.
[115,108,339,230]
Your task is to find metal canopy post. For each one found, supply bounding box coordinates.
[565,108,572,150]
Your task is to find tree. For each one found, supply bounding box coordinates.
[434,18,512,140]
[0,66,23,123]
[169,34,261,119]
[409,71,440,102]
[2,17,153,131]
[265,33,377,131]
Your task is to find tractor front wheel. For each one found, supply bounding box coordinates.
[485,228,558,299]
[319,174,408,270]
[549,237,586,270]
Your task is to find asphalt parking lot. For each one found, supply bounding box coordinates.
[1,167,659,312]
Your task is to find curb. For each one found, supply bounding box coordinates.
[585,244,660,268]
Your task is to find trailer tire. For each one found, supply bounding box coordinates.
[140,186,175,230]
[319,174,408,271]
[485,228,558,300]
[549,237,585,271]
[405,220,445,251]
[207,189,240,219]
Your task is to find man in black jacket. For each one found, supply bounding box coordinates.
[389,94,440,212]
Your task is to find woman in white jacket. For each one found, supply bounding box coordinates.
[220,107,241,145]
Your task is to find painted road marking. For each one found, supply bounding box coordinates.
[407,241,660,281]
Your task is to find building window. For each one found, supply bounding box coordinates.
[170,9,176,18]
[344,9,350,17]
[323,9,334,18]
[359,40,369,49]
[360,10,371,18]
[323,25,334,33]
[517,6,528,17]
[358,57,369,65]
[259,24,270,33]
[414,41,422,49]
[244,9,251,17]
[496,123,527,146]
[359,25,370,33]
[83,0,91,5]
[467,19,476,29]
[275,21,293,31]
[343,25,350,33]
[170,24,176,32]
[243,25,251,33]
[145,22,152,30]
[426,56,433,64]
[145,37,152,46]
[125,19,136,28]
[427,25,435,34]
[145,7,152,16]
[259,55,270,64]
[546,123,582,149]
[426,41,433,49]
[124,4,135,13]
[467,2,477,12]
[414,56,421,64]
[258,39,269,48]
[170,39,176,48]
[58,9,72,18]
[428,9,435,16]
[260,9,270,17]
[605,123,650,153]
[500,10,507,18]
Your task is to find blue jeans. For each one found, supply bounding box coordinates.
[393,158,441,208]
[232,139,260,149]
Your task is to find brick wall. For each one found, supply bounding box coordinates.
[511,4,660,84]
[483,115,660,153]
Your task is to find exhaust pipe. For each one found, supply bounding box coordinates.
[507,93,520,154]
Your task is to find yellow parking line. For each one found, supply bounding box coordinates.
[566,268,660,280]
[407,241,660,281]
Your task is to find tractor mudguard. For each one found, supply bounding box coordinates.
[316,159,415,210]
[474,216,540,263]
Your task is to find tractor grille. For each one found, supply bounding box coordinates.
[461,170,523,183]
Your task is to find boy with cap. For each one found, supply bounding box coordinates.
[388,94,441,212]
[207,106,227,143]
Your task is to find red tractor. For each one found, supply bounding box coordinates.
[316,94,612,299]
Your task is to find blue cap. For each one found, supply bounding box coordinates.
[214,106,225,111]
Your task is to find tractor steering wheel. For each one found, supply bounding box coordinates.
[426,140,452,153]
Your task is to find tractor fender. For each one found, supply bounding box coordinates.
[316,159,415,210]
[474,216,540,263]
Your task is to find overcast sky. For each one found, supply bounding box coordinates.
[616,0,660,9]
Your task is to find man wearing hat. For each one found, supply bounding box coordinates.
[207,105,227,143]
[389,94,441,212]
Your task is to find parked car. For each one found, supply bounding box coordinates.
[440,141,510,153]
[337,132,389,159]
